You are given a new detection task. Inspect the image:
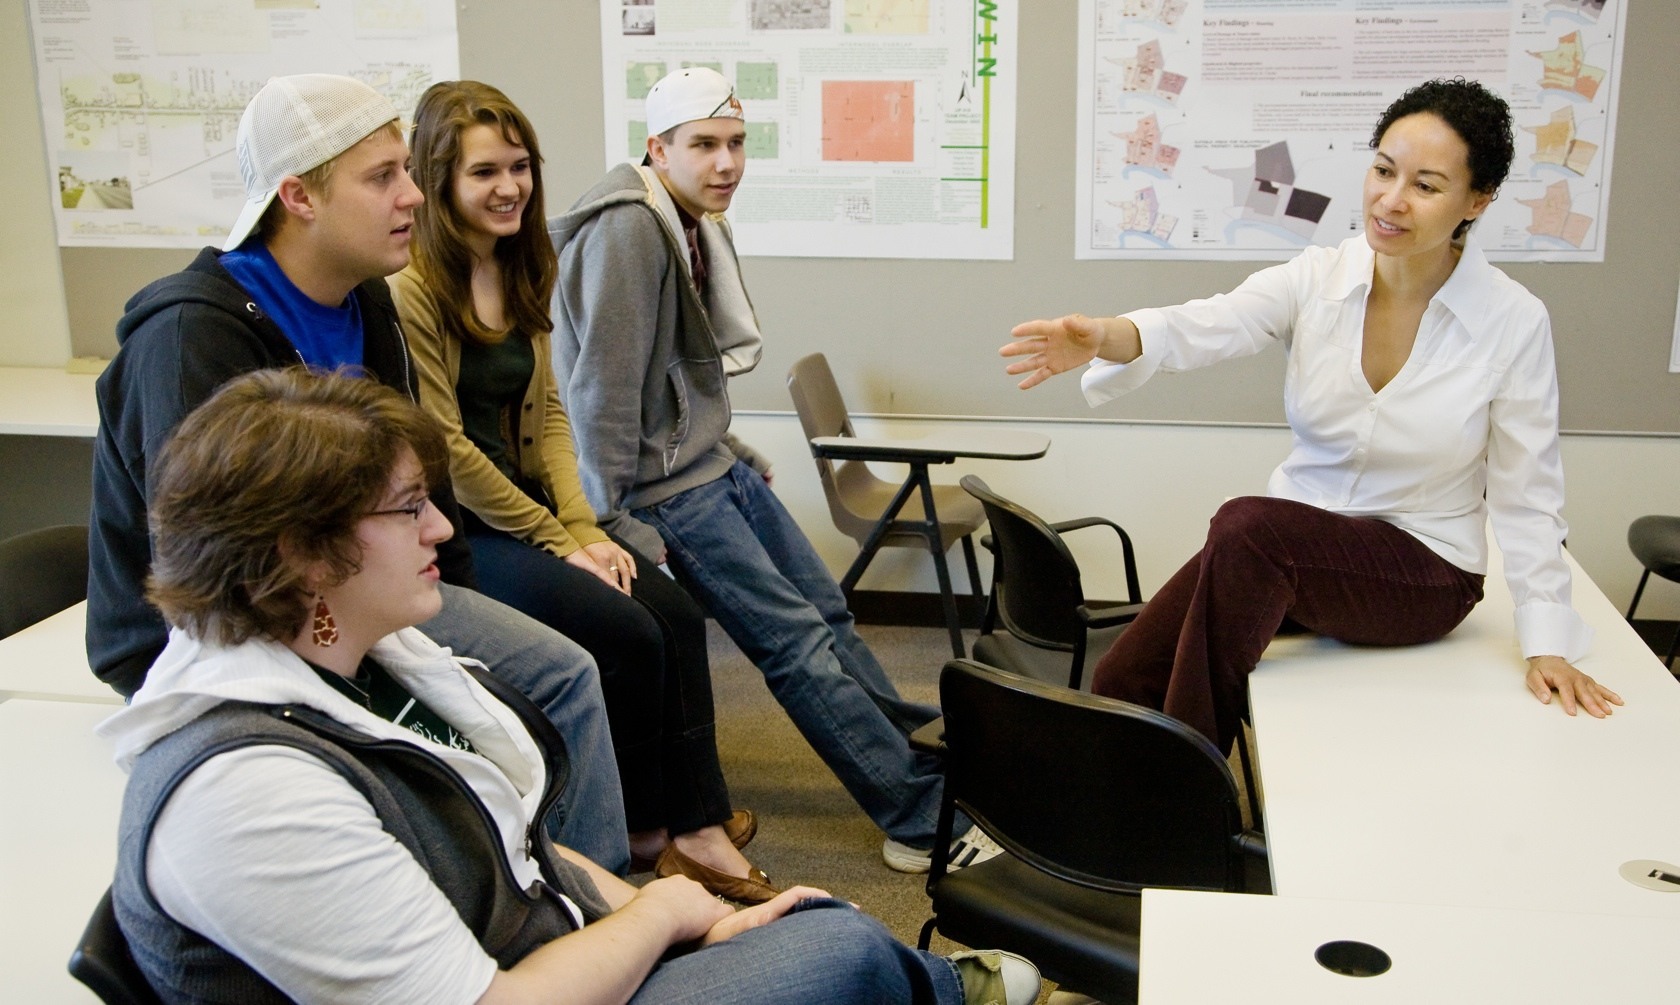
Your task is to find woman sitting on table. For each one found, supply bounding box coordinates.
[98,368,1040,1005]
[389,80,769,901]
[1001,78,1620,754]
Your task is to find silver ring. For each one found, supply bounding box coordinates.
[609,564,619,572]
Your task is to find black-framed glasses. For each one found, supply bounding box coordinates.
[366,497,432,522]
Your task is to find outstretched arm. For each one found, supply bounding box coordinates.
[999,313,1143,389]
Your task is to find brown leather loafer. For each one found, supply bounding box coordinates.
[723,809,757,850]
[655,844,780,905]
[631,809,760,873]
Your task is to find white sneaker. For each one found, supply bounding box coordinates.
[882,824,1004,874]
[949,948,1042,1005]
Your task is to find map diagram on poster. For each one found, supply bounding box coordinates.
[1075,0,1625,262]
[27,0,458,249]
[600,0,1017,260]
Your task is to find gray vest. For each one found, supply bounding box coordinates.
[112,665,610,1003]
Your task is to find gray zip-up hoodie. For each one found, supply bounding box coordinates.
[548,162,765,557]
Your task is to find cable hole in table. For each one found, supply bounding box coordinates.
[1314,940,1392,978]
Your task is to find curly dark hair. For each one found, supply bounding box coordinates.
[1370,77,1514,196]
[147,368,448,646]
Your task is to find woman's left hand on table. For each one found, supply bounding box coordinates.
[1525,654,1623,718]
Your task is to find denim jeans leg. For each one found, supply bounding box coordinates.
[637,465,947,847]
[421,583,631,873]
[626,899,963,1004]
[728,464,944,736]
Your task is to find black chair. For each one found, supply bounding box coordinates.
[0,523,90,639]
[957,476,1262,825]
[959,475,1142,691]
[68,888,162,1005]
[918,660,1267,1004]
[1626,514,1680,670]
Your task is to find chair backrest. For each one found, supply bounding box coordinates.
[69,887,164,1005]
[939,659,1248,893]
[0,523,90,639]
[787,353,883,541]
[960,476,1086,652]
[787,351,855,443]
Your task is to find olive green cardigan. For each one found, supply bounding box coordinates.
[389,266,610,559]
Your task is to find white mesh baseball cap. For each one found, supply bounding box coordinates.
[645,67,744,138]
[222,74,400,251]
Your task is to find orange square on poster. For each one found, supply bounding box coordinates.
[822,80,915,162]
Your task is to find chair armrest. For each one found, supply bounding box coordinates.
[1233,829,1268,860]
[1077,602,1143,629]
[909,716,946,756]
[1046,516,1122,536]
[1053,516,1144,606]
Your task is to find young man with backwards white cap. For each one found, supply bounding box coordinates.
[87,73,633,871]
[550,67,997,874]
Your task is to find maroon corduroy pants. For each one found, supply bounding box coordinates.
[1090,496,1485,752]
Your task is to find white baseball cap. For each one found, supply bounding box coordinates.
[223,74,400,251]
[645,67,744,138]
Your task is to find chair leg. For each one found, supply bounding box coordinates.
[917,916,939,951]
[1236,728,1262,831]
[1627,569,1651,620]
[1068,637,1086,691]
[961,534,983,602]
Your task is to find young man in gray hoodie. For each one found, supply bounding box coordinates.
[550,68,992,872]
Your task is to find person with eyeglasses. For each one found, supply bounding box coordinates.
[86,74,634,873]
[99,367,1041,1005]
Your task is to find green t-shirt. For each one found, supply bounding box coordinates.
[309,656,478,754]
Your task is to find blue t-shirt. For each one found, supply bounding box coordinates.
[220,243,364,370]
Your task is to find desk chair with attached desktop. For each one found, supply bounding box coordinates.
[789,352,1038,658]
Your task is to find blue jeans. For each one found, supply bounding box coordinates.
[636,461,949,847]
[422,584,631,873]
[628,899,962,1004]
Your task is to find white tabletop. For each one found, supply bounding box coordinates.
[0,699,123,1004]
[810,429,1050,462]
[0,602,121,705]
[0,366,99,437]
[1139,889,1680,1003]
[1249,540,1680,918]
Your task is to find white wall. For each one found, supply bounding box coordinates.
[733,411,1680,623]
[0,0,72,368]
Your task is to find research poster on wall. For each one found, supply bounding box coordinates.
[27,0,458,249]
[1075,0,1624,262]
[600,0,1018,260]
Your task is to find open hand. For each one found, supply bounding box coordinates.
[1525,655,1623,718]
[1000,314,1111,389]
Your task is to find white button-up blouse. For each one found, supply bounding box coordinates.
[1081,236,1591,661]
